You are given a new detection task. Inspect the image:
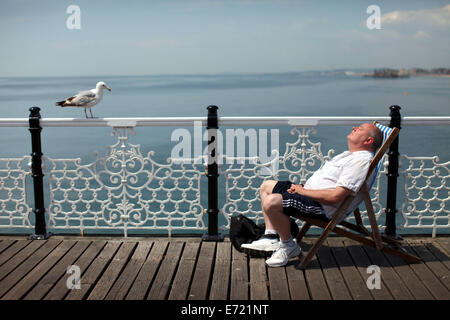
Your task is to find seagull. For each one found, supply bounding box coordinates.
[55,81,111,118]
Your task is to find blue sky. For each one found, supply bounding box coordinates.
[0,0,449,76]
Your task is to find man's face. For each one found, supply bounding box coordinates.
[347,123,374,147]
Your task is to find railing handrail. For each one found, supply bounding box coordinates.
[1,116,450,127]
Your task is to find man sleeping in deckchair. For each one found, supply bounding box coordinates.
[241,123,383,267]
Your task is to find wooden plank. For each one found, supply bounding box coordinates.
[105,241,153,300]
[44,240,106,300]
[65,241,121,300]
[125,241,168,300]
[0,240,33,268]
[435,238,450,255]
[381,245,434,300]
[87,241,137,300]
[315,242,352,300]
[249,257,268,300]
[425,242,450,272]
[147,241,185,300]
[267,266,290,300]
[301,238,331,300]
[2,240,77,300]
[285,264,309,300]
[0,239,16,255]
[168,241,200,300]
[0,240,61,298]
[23,241,91,300]
[403,243,449,300]
[0,240,45,280]
[229,244,248,300]
[343,239,393,300]
[209,241,231,300]
[188,241,216,300]
[362,244,414,300]
[327,238,372,300]
[411,241,450,291]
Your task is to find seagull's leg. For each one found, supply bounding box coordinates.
[84,108,88,118]
[90,108,94,118]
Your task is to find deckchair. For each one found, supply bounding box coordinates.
[294,122,420,269]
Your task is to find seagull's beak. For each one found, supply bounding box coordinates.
[106,86,111,91]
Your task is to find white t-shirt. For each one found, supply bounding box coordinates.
[304,150,373,219]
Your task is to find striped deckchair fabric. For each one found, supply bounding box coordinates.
[373,122,393,185]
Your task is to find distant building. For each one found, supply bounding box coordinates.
[371,68,409,78]
[364,67,449,78]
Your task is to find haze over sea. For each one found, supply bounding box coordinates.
[1,71,449,159]
[0,71,448,234]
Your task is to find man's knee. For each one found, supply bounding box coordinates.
[262,193,283,214]
[260,180,277,194]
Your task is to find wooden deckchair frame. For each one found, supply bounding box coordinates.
[294,122,420,269]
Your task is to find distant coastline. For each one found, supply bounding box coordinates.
[1,68,450,79]
[362,68,450,79]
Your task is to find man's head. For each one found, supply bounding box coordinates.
[347,123,383,152]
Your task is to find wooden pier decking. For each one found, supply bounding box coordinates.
[0,235,449,301]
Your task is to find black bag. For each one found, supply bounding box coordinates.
[230,214,265,252]
[229,214,300,252]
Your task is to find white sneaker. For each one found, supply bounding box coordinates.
[241,234,280,253]
[265,243,301,267]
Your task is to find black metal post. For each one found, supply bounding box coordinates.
[202,105,224,241]
[384,105,401,238]
[28,107,51,240]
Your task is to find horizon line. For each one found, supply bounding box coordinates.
[2,66,449,79]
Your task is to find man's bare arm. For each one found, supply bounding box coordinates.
[287,184,352,205]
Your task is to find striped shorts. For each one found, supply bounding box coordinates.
[272,181,327,220]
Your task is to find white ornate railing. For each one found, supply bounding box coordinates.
[0,156,33,229]
[400,155,450,237]
[0,115,449,236]
[218,126,391,232]
[44,127,206,236]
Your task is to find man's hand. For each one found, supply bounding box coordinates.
[286,183,352,205]
[295,185,352,205]
[287,184,304,194]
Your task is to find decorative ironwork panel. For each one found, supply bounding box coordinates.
[400,155,450,236]
[0,157,33,229]
[45,127,205,236]
[219,126,389,231]
[220,154,279,228]
[277,127,335,183]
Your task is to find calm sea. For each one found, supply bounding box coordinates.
[0,72,449,235]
